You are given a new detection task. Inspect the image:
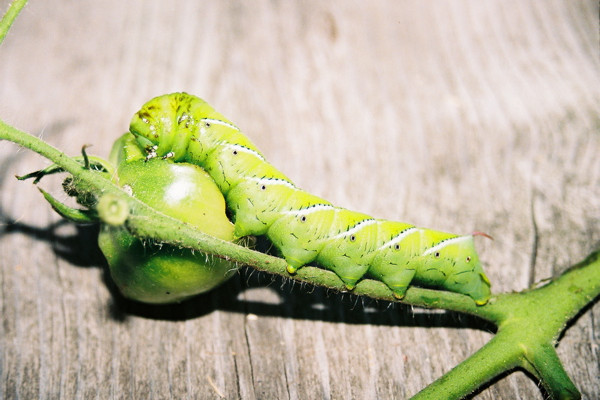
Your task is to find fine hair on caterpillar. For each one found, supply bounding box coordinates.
[130,92,492,305]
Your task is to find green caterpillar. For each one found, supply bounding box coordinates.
[130,93,492,305]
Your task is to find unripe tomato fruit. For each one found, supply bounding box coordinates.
[98,134,236,303]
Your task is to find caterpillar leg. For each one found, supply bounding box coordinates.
[335,265,370,290]
[286,265,297,274]
[267,203,336,276]
[382,269,418,299]
[282,237,372,289]
[278,247,318,275]
[285,258,305,274]
[317,256,371,290]
[287,257,370,290]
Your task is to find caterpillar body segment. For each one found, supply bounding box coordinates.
[130,93,492,305]
[227,181,331,238]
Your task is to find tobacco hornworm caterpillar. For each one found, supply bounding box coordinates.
[129,93,492,305]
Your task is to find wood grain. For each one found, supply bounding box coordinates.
[1,0,598,398]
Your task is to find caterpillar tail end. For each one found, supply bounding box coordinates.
[472,231,494,240]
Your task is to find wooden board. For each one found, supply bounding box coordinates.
[0,0,598,398]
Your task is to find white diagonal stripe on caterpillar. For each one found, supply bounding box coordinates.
[223,143,266,161]
[280,203,336,216]
[331,218,378,240]
[377,227,419,251]
[201,118,240,131]
[422,235,472,256]
[246,177,297,189]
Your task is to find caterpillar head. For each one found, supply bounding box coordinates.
[130,93,225,162]
[130,93,183,160]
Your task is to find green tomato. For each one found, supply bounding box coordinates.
[98,133,236,304]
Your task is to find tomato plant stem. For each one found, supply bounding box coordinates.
[0,0,27,46]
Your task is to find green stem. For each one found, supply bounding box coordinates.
[0,0,27,46]
[412,335,522,400]
[525,344,580,400]
[412,251,599,399]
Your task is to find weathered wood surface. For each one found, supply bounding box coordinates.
[0,0,598,398]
